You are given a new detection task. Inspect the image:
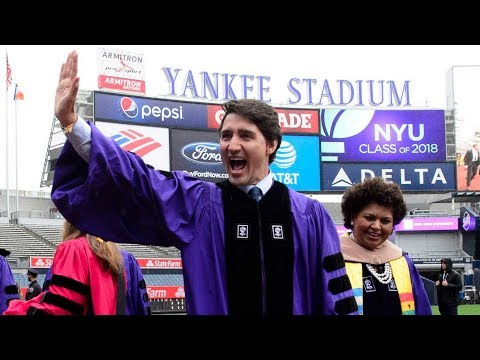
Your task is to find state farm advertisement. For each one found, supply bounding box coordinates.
[147,286,185,299]
[207,104,319,134]
[30,256,54,268]
[97,48,146,94]
[29,257,182,270]
[136,258,182,269]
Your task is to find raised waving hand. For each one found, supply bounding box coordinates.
[54,51,80,128]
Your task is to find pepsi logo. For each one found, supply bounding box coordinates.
[215,109,225,125]
[120,97,138,118]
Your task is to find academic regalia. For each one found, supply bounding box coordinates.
[41,249,151,315]
[340,234,432,315]
[0,255,19,314]
[121,250,151,315]
[4,237,119,315]
[51,122,357,315]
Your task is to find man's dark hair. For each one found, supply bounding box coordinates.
[218,99,282,164]
[341,177,407,229]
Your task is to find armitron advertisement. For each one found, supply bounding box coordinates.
[97,48,146,94]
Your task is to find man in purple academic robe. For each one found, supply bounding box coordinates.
[51,51,358,316]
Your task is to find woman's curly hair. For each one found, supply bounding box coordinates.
[341,177,407,230]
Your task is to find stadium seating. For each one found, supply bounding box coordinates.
[17,219,181,259]
[24,223,63,245]
[0,223,56,257]
[4,219,185,313]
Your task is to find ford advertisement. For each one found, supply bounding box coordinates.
[170,129,227,183]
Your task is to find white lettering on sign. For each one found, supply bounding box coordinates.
[374,123,424,141]
[278,113,312,129]
[360,168,447,184]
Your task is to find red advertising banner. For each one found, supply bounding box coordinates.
[30,256,54,268]
[147,286,185,299]
[17,287,184,300]
[207,104,319,134]
[30,257,182,270]
[207,104,224,129]
[136,258,182,269]
[98,75,146,94]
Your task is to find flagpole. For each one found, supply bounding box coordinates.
[15,92,18,217]
[5,50,10,221]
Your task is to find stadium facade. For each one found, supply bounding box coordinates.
[2,81,480,309]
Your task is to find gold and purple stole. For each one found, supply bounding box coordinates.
[345,256,415,315]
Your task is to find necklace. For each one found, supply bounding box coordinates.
[366,263,392,285]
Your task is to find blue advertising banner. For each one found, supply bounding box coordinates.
[270,135,320,191]
[94,92,208,129]
[321,162,456,191]
[170,129,227,183]
[460,207,478,232]
[320,109,446,162]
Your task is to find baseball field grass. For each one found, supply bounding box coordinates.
[431,304,480,315]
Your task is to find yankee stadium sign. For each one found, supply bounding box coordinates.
[161,67,411,107]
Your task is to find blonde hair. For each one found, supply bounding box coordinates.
[62,221,123,278]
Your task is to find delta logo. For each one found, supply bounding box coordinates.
[111,129,161,157]
[120,97,138,118]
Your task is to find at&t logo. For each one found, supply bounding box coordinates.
[273,141,299,185]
